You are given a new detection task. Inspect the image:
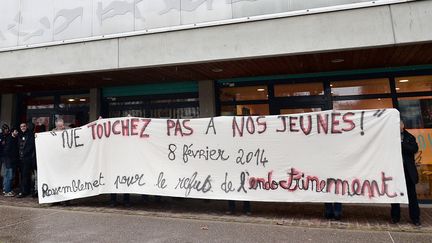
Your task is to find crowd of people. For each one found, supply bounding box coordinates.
[0,118,422,225]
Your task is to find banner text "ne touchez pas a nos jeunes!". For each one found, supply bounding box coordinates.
[36,109,408,204]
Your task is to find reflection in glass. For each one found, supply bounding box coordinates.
[400,96,432,200]
[221,104,269,116]
[396,75,432,93]
[280,108,321,115]
[220,86,268,102]
[26,96,54,110]
[275,82,323,97]
[399,97,432,129]
[108,97,199,119]
[59,94,90,109]
[333,98,393,110]
[331,78,390,96]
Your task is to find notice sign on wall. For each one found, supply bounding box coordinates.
[36,109,408,204]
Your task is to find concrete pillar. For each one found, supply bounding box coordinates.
[199,80,216,118]
[1,94,17,127]
[89,88,101,121]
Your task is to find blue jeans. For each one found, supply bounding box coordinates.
[325,203,342,218]
[3,168,14,193]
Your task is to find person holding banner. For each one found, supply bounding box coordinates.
[390,121,421,226]
[0,126,4,191]
[51,118,71,205]
[17,123,36,198]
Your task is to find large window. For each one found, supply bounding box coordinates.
[59,94,90,110]
[26,96,55,110]
[280,108,321,114]
[396,75,432,93]
[333,98,393,110]
[274,82,323,97]
[399,97,432,129]
[219,84,269,116]
[399,94,432,201]
[330,78,390,96]
[107,96,199,119]
[221,104,269,116]
[23,93,90,132]
[220,86,268,102]
[331,78,393,110]
[218,74,432,201]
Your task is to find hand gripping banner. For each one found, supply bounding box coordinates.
[36,109,408,204]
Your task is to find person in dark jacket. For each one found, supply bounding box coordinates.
[391,120,421,226]
[0,126,5,183]
[2,125,19,196]
[17,123,36,198]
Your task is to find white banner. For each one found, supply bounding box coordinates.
[36,109,408,204]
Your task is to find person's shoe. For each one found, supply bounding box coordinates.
[413,221,421,227]
[391,218,400,224]
[244,211,251,216]
[333,214,341,221]
[4,192,15,197]
[109,202,117,207]
[124,202,131,208]
[225,210,235,215]
[17,193,28,198]
[324,213,334,220]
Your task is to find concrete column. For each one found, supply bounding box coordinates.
[0,94,17,127]
[199,80,216,118]
[89,88,101,121]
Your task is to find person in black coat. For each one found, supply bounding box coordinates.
[391,120,421,226]
[0,126,5,179]
[17,123,36,198]
[2,125,19,196]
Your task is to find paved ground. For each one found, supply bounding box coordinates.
[0,195,431,242]
[0,205,431,243]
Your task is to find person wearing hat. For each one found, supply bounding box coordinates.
[2,125,19,197]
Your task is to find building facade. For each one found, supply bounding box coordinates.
[1,0,432,201]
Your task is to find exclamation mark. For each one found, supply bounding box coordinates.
[360,111,365,136]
